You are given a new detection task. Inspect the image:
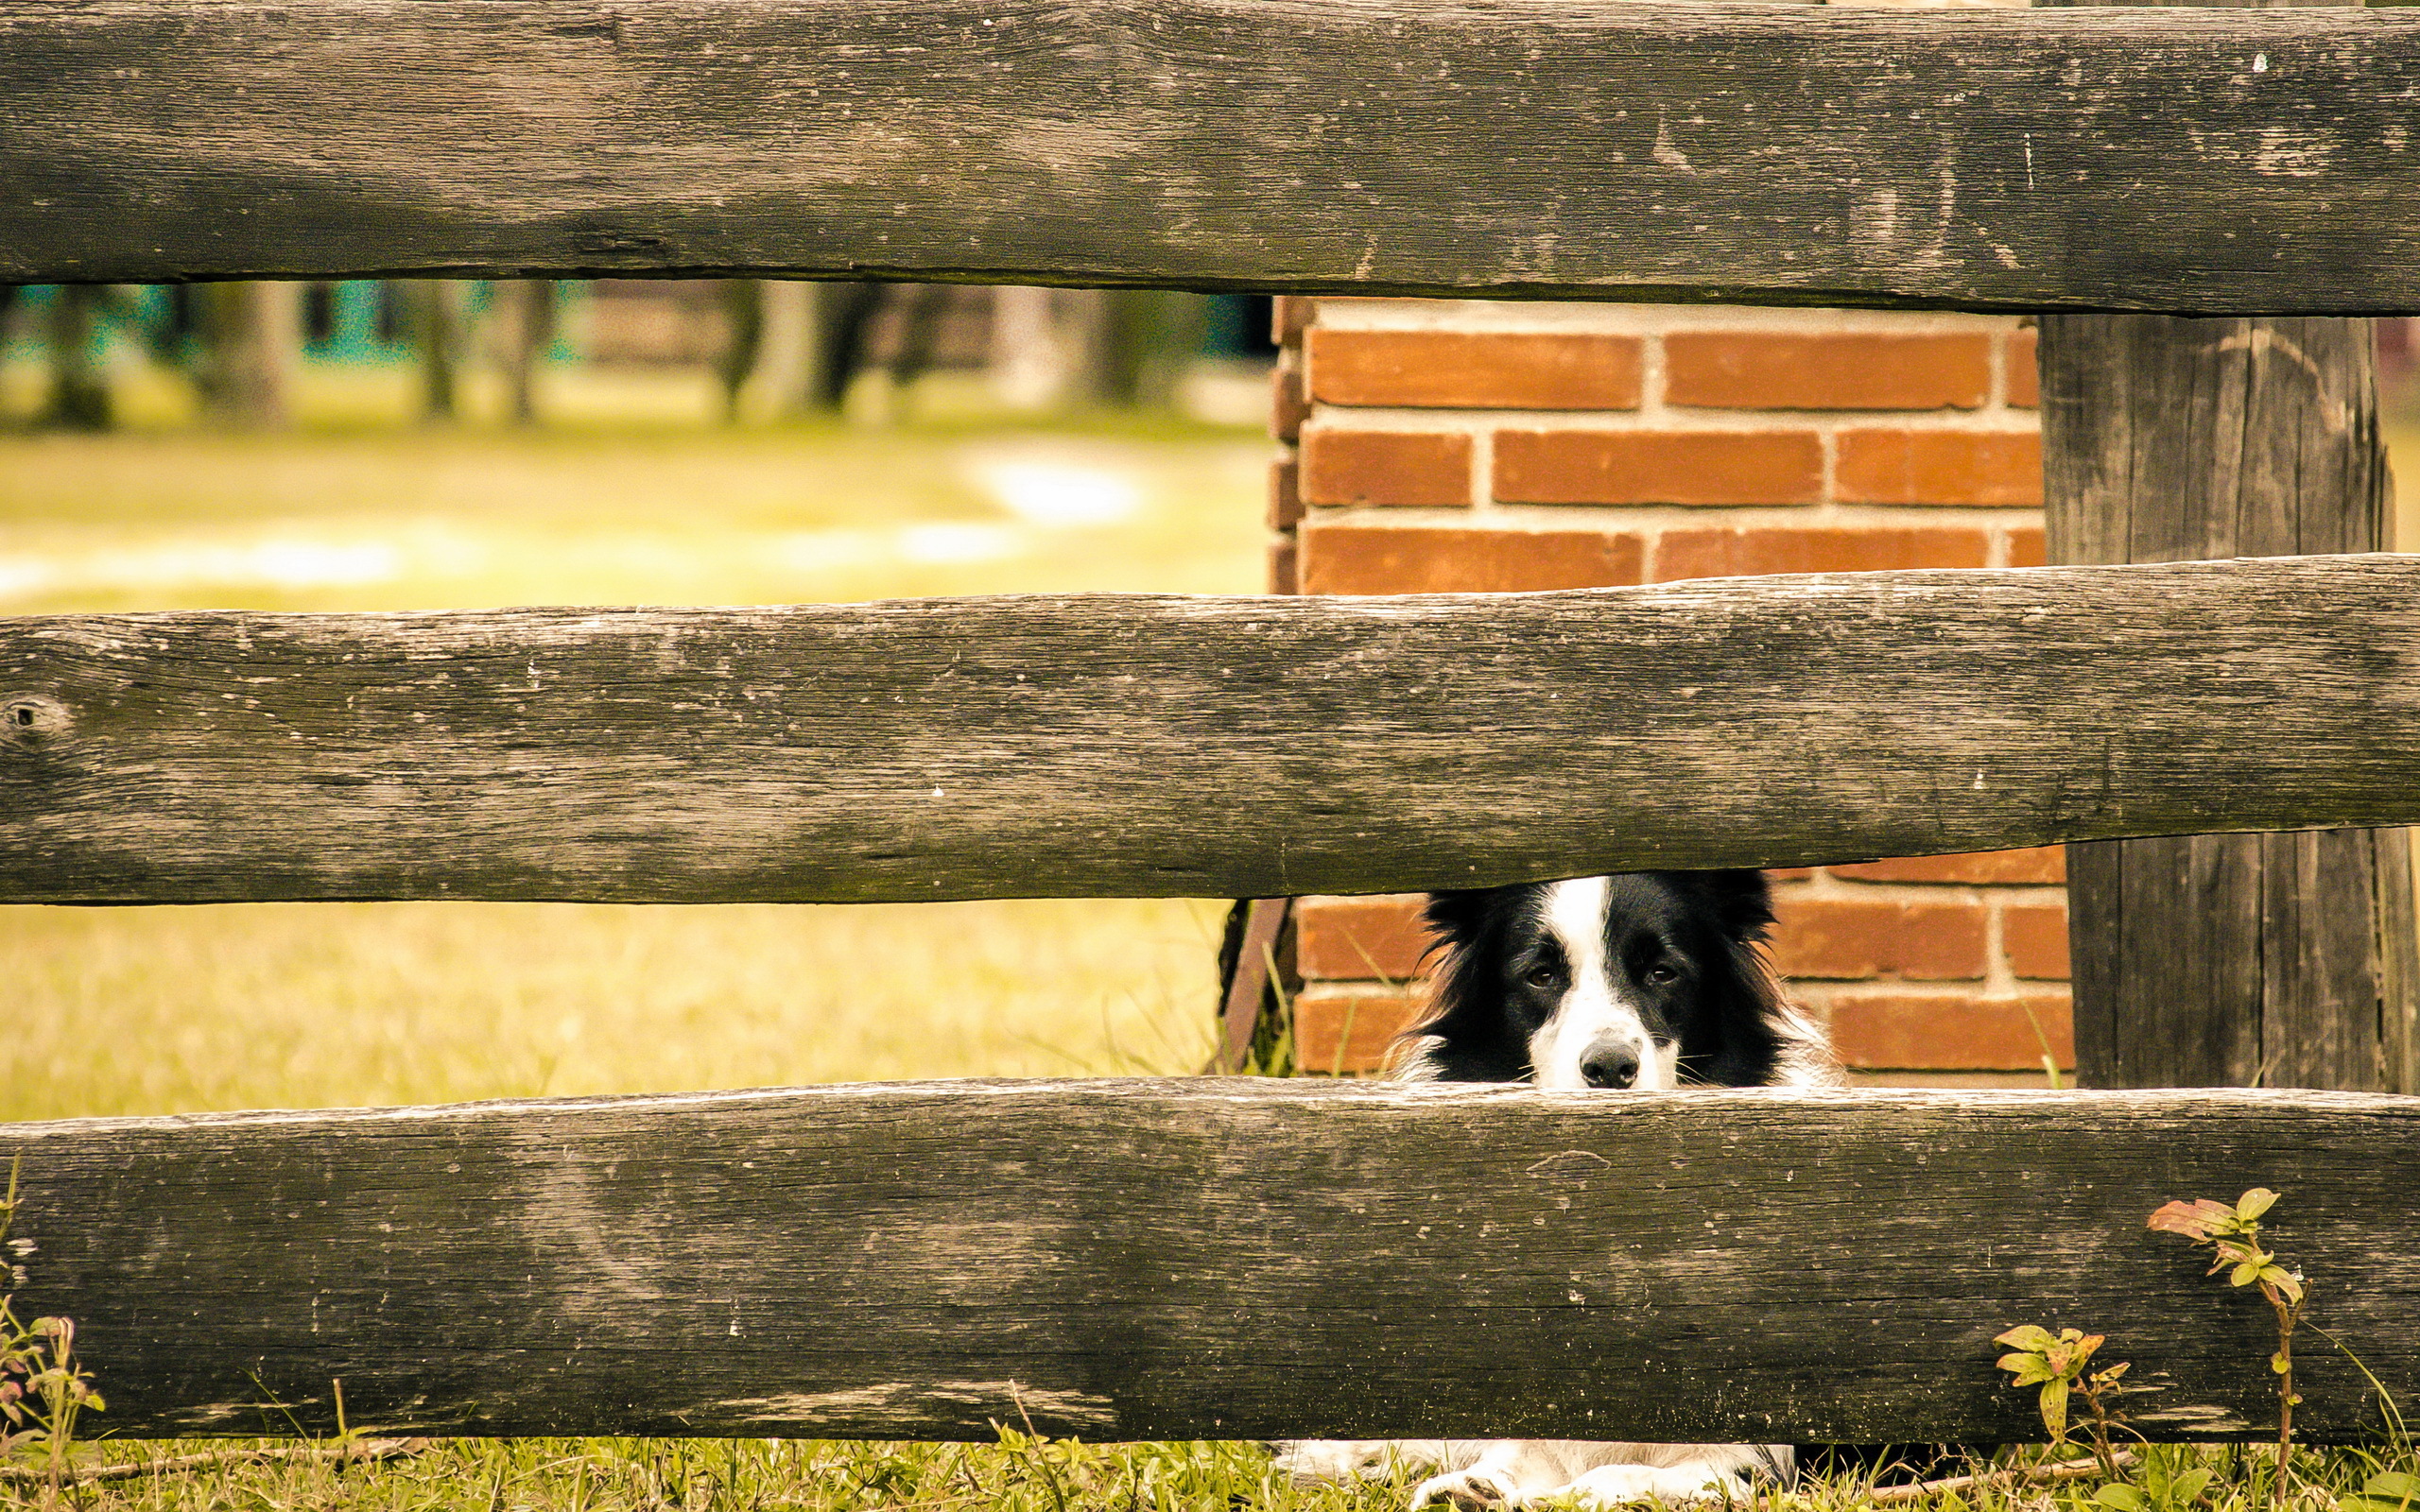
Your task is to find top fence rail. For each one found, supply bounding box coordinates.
[4,0,2419,313]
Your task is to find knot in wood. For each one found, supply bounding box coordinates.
[1,695,71,747]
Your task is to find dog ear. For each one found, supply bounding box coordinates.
[1421,889,1495,948]
[1702,868,1776,942]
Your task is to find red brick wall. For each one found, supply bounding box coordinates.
[1268,296,2066,1081]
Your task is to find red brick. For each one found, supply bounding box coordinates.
[1268,535,1299,595]
[1306,330,1643,411]
[2003,902,2072,980]
[1835,430,2044,507]
[1300,430,1472,507]
[1829,848,2066,885]
[1296,895,1437,981]
[1665,333,1990,412]
[1272,358,1308,441]
[1294,988,1424,1074]
[1299,524,1644,594]
[1772,897,1989,981]
[2007,526,2048,568]
[1272,296,1317,348]
[1269,452,1303,529]
[1496,430,1822,506]
[1653,525,1990,581]
[2006,329,2040,409]
[1824,990,2074,1071]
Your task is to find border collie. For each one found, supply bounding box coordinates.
[1278,870,1838,1510]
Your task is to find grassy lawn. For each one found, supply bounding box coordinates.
[1,379,1270,1123]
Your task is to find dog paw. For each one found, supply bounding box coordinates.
[1411,1469,1520,1510]
[1558,1467,1751,1507]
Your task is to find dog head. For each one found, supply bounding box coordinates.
[1399,870,1799,1089]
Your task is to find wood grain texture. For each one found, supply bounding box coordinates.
[2040,316,2418,1093]
[7,0,2420,311]
[6,1081,2418,1442]
[11,557,2420,903]
[14,560,2420,900]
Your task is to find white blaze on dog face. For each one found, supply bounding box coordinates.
[1527,877,1675,1091]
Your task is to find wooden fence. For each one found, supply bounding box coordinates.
[4,0,2420,311]
[6,0,2420,1447]
[8,1083,2420,1444]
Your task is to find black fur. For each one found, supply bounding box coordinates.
[1409,870,1793,1087]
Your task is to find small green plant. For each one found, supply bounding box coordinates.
[2097,1449,2216,1512]
[2340,1469,2420,1512]
[2149,1189,2307,1507]
[0,1158,103,1494]
[1996,1324,2133,1479]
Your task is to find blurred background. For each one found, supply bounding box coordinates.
[12,286,2420,1125]
[0,278,1281,1122]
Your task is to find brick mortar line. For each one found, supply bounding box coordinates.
[1298,504,2048,530]
[1294,967,2075,985]
[1789,981,2074,1005]
[1310,300,2028,338]
[1982,896,2019,995]
[1304,406,2037,434]
[1783,874,2067,904]
[1294,975,2077,995]
[1296,881,2068,909]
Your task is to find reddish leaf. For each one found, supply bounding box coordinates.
[2148,1198,2236,1239]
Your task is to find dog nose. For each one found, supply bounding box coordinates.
[1581,1042,1642,1090]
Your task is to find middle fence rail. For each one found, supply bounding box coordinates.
[6,555,2420,904]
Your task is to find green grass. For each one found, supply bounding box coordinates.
[0,898,1229,1123]
[10,1427,2419,1512]
[0,373,1270,1127]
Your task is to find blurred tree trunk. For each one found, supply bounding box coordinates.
[399,281,467,422]
[41,284,114,430]
[195,282,299,429]
[1098,290,1205,409]
[741,281,819,421]
[881,284,952,405]
[810,283,886,411]
[990,286,1078,412]
[716,280,765,423]
[493,281,556,425]
[1059,288,1112,407]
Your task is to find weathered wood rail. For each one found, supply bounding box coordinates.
[5,0,2420,312]
[6,1081,2415,1443]
[6,555,2419,903]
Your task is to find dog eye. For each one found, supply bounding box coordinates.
[1524,966,1563,989]
[1642,964,1679,987]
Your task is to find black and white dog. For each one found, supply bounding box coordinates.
[1278,870,1838,1510]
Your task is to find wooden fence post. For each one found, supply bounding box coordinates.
[2040,311,2417,1091]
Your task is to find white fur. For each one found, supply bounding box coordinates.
[1271,1439,1780,1509]
[1527,878,1675,1091]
